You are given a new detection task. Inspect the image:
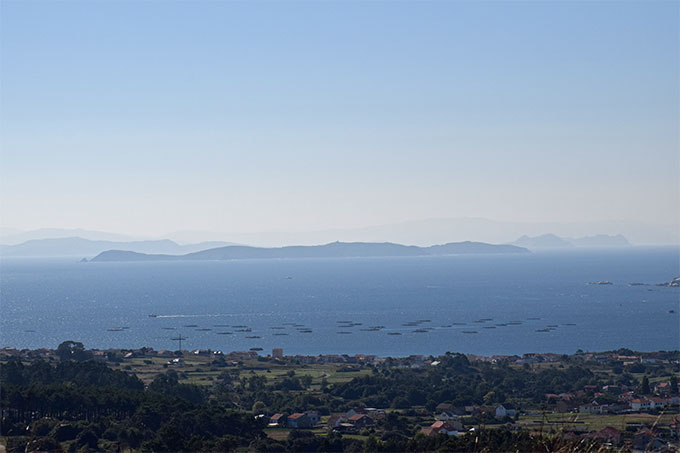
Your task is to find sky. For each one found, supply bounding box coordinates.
[1,1,678,238]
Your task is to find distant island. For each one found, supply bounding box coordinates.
[0,237,239,257]
[511,233,630,250]
[90,241,530,262]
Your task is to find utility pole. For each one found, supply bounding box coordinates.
[171,335,187,355]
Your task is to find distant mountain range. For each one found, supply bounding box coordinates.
[511,234,630,250]
[0,237,238,257]
[3,218,678,248]
[0,230,639,258]
[90,241,530,262]
[0,228,142,245]
[162,218,677,247]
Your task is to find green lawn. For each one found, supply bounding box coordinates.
[517,411,679,432]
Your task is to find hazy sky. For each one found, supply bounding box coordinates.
[1,1,678,236]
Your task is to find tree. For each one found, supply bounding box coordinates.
[56,341,91,362]
[252,401,266,413]
[640,375,650,395]
[671,375,678,393]
[75,429,99,449]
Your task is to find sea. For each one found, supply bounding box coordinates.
[1,247,678,357]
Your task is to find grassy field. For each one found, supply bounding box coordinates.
[517,411,678,432]
[117,354,374,388]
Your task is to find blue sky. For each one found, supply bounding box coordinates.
[1,1,678,236]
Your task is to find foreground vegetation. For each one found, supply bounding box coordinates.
[1,343,678,452]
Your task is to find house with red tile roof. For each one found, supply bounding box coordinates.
[421,420,462,436]
[287,413,313,428]
[631,396,668,411]
[347,414,373,429]
[268,413,287,427]
[584,426,622,445]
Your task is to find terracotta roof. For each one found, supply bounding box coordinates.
[348,414,367,421]
[590,426,621,441]
[288,413,305,419]
[430,421,456,431]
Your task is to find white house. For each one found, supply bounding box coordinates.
[436,411,460,421]
[495,404,516,418]
[631,397,668,411]
[579,403,606,414]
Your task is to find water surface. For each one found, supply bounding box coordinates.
[1,247,678,356]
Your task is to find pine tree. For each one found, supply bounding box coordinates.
[640,375,650,394]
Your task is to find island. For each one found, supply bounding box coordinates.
[89,241,530,262]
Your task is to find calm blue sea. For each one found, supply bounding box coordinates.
[1,248,678,357]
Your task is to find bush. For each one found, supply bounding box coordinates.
[31,418,59,437]
[75,429,99,449]
[5,436,30,453]
[25,437,62,453]
[52,423,81,442]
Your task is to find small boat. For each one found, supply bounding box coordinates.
[670,310,676,313]
[273,333,289,336]
[413,329,429,333]
[107,328,124,332]
[236,328,252,332]
[547,325,559,328]
[564,323,577,326]
[462,330,478,334]
[24,329,36,333]
[232,325,248,328]
[452,322,466,326]
[482,326,496,329]
[216,331,233,335]
[536,328,550,332]
[148,314,158,318]
[184,324,199,327]
[196,328,212,331]
[213,324,230,327]
[387,332,402,336]
[336,331,352,334]
[527,317,541,320]
[162,327,176,330]
[245,335,261,339]
[300,330,313,334]
[250,347,263,351]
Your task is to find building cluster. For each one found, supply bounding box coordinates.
[467,350,677,366]
[561,418,680,450]
[267,408,385,432]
